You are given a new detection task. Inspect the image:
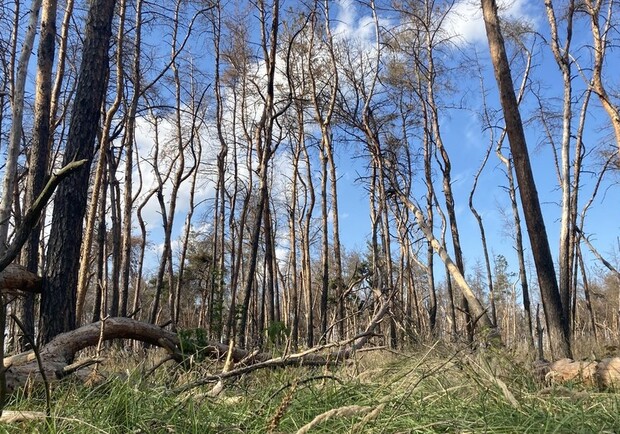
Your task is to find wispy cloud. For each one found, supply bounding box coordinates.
[333,0,380,43]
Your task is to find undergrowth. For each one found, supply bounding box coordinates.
[2,345,620,433]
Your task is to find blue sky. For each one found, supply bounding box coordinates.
[128,0,620,289]
[2,0,618,290]
[325,0,620,285]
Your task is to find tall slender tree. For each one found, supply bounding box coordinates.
[17,0,58,350]
[481,0,572,358]
[0,0,42,250]
[40,0,117,343]
[238,0,290,347]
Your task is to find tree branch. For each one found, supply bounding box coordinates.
[0,159,88,272]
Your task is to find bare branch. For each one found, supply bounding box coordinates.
[0,159,88,272]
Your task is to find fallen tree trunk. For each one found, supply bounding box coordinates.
[3,297,391,394]
[596,358,620,389]
[538,357,620,389]
[175,331,381,394]
[0,410,47,424]
[176,293,393,393]
[3,318,182,393]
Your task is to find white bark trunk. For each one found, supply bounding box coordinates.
[0,0,43,249]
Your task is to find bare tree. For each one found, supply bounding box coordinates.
[299,124,316,347]
[481,0,571,358]
[586,0,620,155]
[117,0,144,319]
[146,2,206,326]
[16,0,58,351]
[544,0,575,334]
[0,0,42,249]
[303,1,344,342]
[221,13,255,342]
[476,33,536,348]
[238,0,292,347]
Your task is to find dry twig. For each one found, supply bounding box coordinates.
[296,405,374,434]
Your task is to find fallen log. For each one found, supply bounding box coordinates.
[0,410,46,424]
[545,358,597,385]
[175,332,381,394]
[3,317,183,393]
[538,357,620,389]
[4,294,392,394]
[176,294,392,393]
[596,357,620,389]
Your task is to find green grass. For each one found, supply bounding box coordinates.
[2,346,620,433]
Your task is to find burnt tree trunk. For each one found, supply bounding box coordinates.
[40,0,117,343]
[481,0,571,358]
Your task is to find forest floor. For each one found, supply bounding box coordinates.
[2,342,620,433]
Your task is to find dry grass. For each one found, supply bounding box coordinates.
[2,343,620,433]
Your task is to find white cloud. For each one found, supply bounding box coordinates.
[333,0,357,38]
[333,0,379,44]
[132,114,217,235]
[444,0,537,45]
[275,245,289,264]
